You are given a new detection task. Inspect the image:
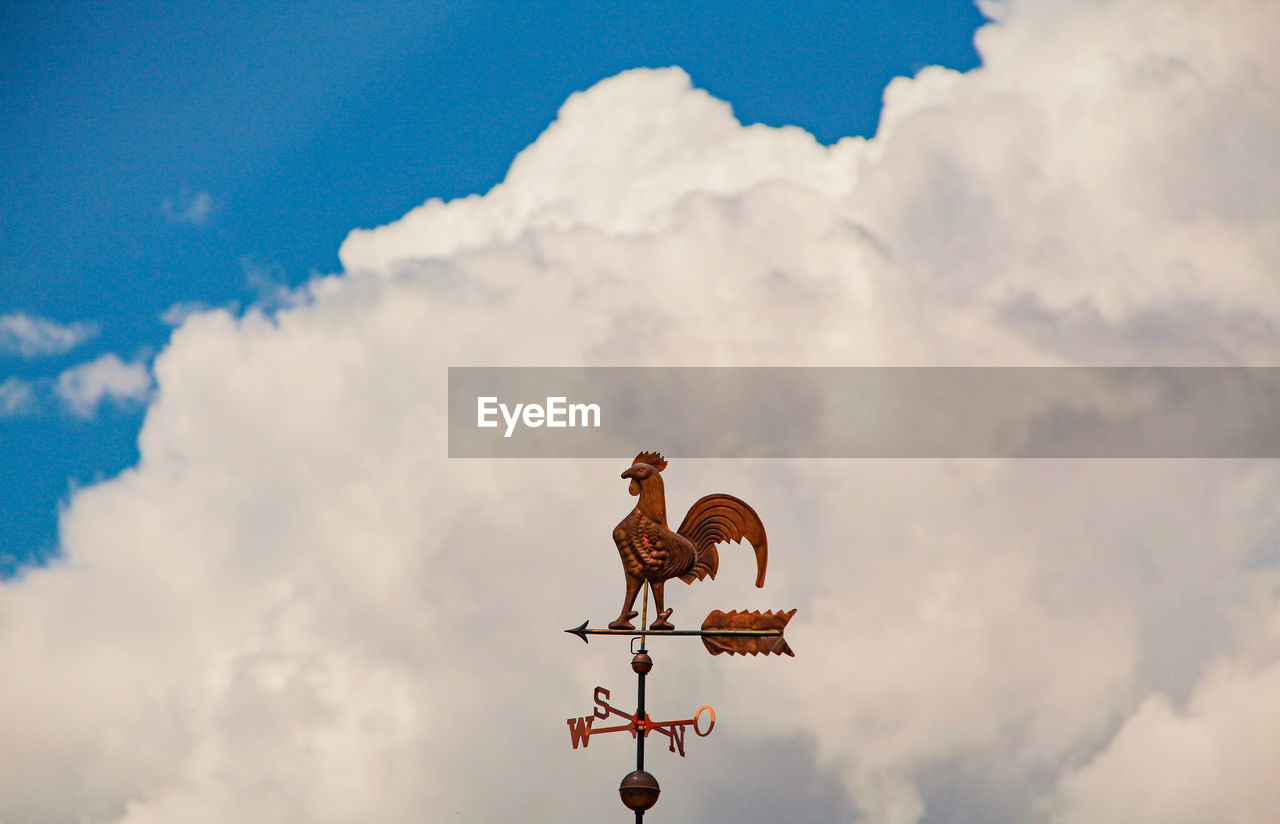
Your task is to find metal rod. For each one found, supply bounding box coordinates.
[636,665,646,770]
[571,626,782,637]
[639,583,649,646]
[637,583,649,822]
[636,643,647,820]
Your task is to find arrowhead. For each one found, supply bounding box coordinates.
[566,620,590,643]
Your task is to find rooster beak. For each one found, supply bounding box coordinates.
[621,466,641,496]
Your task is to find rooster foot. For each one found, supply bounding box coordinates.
[650,609,674,631]
[609,611,639,630]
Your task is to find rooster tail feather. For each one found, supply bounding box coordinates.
[676,494,767,587]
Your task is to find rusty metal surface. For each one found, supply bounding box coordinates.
[618,770,661,812]
[561,454,798,819]
[609,452,768,631]
[565,620,783,643]
[565,684,715,758]
[700,609,796,656]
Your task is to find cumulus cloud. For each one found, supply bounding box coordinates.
[1045,653,1280,824]
[56,354,153,418]
[3,0,1280,823]
[162,191,217,226]
[0,313,98,358]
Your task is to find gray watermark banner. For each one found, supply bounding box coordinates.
[448,367,1280,458]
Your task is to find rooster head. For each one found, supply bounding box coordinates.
[622,451,667,496]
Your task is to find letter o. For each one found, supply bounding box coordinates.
[693,705,716,737]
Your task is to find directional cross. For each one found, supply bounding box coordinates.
[567,686,715,758]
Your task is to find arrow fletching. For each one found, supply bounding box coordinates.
[701,609,796,656]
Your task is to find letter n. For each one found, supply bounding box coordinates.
[567,716,593,749]
[667,724,686,757]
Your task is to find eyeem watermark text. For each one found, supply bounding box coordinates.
[477,396,602,438]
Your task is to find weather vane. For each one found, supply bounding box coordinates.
[564,451,795,819]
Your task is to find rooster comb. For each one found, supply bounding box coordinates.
[632,451,668,472]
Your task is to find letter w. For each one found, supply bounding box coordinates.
[567,716,594,749]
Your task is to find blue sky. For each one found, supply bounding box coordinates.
[0,1,987,575]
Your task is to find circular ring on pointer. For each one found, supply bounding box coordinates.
[694,705,716,737]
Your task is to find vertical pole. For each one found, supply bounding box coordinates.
[636,648,647,773]
[636,646,646,823]
[636,581,649,821]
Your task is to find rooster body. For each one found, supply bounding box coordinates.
[609,452,767,631]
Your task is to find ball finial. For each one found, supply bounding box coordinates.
[619,769,660,811]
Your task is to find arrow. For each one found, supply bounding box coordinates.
[566,620,783,644]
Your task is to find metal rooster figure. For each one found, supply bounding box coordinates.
[610,451,768,631]
[564,452,796,821]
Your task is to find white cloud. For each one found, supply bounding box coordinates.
[240,257,307,310]
[162,191,216,226]
[56,354,153,418]
[340,67,863,272]
[0,376,37,416]
[160,302,211,327]
[0,313,98,357]
[1046,653,1280,824]
[3,0,1280,823]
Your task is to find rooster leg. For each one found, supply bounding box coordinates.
[608,574,642,630]
[650,580,675,631]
